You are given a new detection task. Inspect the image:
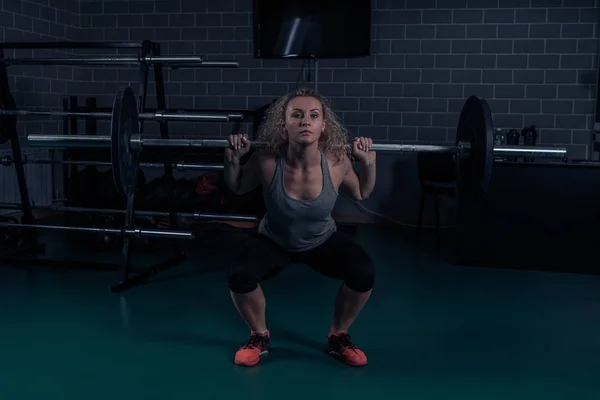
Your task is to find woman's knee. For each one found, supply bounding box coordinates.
[228,264,259,294]
[344,256,375,293]
[227,236,268,294]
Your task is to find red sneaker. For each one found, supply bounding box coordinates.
[234,331,271,366]
[326,332,368,366]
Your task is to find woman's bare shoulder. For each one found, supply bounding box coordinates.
[255,150,276,165]
[253,150,277,183]
[325,151,350,168]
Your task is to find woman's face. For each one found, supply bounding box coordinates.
[284,96,326,147]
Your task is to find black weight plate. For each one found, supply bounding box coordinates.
[455,96,494,201]
[111,87,140,197]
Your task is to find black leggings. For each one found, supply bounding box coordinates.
[228,232,375,294]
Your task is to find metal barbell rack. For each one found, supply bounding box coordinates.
[0,40,247,294]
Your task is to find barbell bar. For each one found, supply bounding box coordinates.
[0,155,224,171]
[0,203,258,223]
[26,134,566,159]
[0,222,195,239]
[0,108,243,122]
[25,86,568,201]
[0,56,239,68]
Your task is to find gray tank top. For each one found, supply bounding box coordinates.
[258,150,338,252]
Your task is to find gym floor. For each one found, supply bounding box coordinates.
[1,224,599,400]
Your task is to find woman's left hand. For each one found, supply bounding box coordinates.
[351,137,376,165]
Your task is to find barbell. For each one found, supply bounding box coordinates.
[0,107,243,123]
[0,155,224,171]
[0,55,239,68]
[0,103,242,145]
[0,222,194,239]
[0,203,258,223]
[24,86,568,201]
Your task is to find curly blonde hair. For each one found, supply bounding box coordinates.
[256,87,350,159]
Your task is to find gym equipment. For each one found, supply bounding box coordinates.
[0,156,224,171]
[0,53,16,145]
[0,48,36,232]
[27,88,568,201]
[0,204,259,223]
[1,92,194,247]
[111,85,140,197]
[131,217,158,253]
[0,56,239,68]
[0,41,236,294]
[28,133,565,156]
[455,95,494,200]
[0,221,194,240]
[0,108,243,122]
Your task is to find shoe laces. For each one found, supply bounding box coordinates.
[334,333,358,351]
[242,334,266,350]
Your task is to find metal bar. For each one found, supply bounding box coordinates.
[0,41,145,50]
[27,135,458,151]
[368,144,456,153]
[28,134,113,148]
[0,204,259,222]
[0,222,194,239]
[1,57,153,65]
[0,158,224,171]
[194,61,240,68]
[25,134,569,158]
[187,212,258,222]
[148,112,227,122]
[0,56,239,67]
[1,109,240,122]
[492,145,567,158]
[74,106,252,118]
[1,56,199,65]
[3,110,111,118]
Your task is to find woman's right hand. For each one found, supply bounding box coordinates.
[225,133,251,160]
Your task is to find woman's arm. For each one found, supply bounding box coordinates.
[340,154,376,201]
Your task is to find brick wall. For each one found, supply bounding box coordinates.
[1,0,80,205]
[76,0,600,160]
[0,0,597,223]
[1,0,80,139]
[1,0,599,160]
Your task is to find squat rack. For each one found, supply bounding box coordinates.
[0,40,243,292]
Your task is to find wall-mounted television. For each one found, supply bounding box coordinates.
[253,0,372,59]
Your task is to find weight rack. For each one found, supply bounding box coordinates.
[0,40,244,293]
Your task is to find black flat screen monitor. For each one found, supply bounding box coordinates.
[253,0,372,59]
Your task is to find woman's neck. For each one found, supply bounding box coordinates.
[285,142,321,170]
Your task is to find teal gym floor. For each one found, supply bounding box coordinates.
[1,225,599,400]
